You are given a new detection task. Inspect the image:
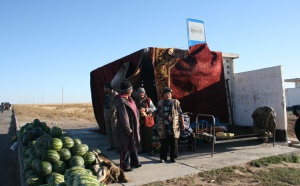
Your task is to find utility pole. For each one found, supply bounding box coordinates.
[42,93,43,104]
[62,86,64,109]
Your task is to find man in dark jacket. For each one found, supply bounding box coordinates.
[115,81,141,172]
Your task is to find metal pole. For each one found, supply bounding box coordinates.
[62,86,64,109]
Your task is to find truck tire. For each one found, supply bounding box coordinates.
[294,118,300,141]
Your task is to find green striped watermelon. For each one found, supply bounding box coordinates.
[61,136,74,149]
[58,148,72,162]
[42,150,60,163]
[48,138,63,151]
[64,166,90,186]
[50,126,63,138]
[73,138,82,145]
[36,161,52,177]
[71,144,88,156]
[83,152,96,166]
[69,156,85,167]
[72,174,100,185]
[52,160,67,174]
[47,172,65,186]
[26,175,45,186]
[24,169,38,180]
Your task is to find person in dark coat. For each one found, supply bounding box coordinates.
[115,81,141,171]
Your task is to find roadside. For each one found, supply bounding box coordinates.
[0,110,20,186]
[13,104,300,185]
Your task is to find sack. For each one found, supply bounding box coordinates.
[144,115,155,127]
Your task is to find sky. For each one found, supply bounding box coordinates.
[1,1,299,104]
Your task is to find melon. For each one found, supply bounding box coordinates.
[48,138,63,151]
[36,161,52,177]
[69,156,85,167]
[58,148,71,162]
[50,126,63,138]
[42,150,60,163]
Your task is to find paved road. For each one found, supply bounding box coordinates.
[0,109,20,186]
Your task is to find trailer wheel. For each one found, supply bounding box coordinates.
[294,118,300,141]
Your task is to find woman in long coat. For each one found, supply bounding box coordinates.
[115,81,141,171]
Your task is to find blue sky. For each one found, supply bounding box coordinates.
[1,1,299,104]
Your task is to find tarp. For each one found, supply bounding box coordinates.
[90,44,229,133]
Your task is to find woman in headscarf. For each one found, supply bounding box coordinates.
[135,87,156,155]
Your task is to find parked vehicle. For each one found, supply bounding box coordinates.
[1,102,11,110]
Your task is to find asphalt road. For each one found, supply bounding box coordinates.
[0,109,20,186]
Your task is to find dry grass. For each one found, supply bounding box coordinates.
[14,103,96,122]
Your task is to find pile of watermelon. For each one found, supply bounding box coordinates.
[18,119,104,186]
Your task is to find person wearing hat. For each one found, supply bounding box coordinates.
[103,82,120,152]
[135,87,156,155]
[155,87,185,163]
[115,81,141,171]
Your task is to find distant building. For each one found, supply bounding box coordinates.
[285,78,300,107]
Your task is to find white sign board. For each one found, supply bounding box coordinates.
[186,18,206,47]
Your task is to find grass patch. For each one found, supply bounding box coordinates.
[197,154,300,185]
[255,167,300,185]
[249,154,299,167]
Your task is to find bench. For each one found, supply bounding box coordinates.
[193,114,276,157]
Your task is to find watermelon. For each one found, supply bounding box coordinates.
[61,136,74,149]
[36,161,52,177]
[23,163,32,175]
[41,122,50,133]
[73,138,82,145]
[35,133,52,147]
[26,175,45,186]
[27,130,37,140]
[47,172,65,186]
[24,169,38,180]
[58,148,71,162]
[33,119,42,127]
[28,140,37,147]
[48,138,63,151]
[60,132,71,138]
[71,144,88,156]
[31,158,42,171]
[50,126,63,138]
[69,156,85,167]
[72,174,100,185]
[52,160,67,174]
[83,152,96,166]
[42,150,60,163]
[35,146,47,159]
[64,166,89,186]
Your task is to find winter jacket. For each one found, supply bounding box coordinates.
[115,95,140,151]
[156,99,182,139]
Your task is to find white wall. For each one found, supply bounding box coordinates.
[286,88,300,107]
[233,66,287,130]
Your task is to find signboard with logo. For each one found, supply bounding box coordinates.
[186,18,206,48]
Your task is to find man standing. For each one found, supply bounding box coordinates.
[104,82,120,152]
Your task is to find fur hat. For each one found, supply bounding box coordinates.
[137,87,146,94]
[163,87,172,95]
[120,81,133,94]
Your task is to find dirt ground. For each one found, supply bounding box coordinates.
[13,104,300,186]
